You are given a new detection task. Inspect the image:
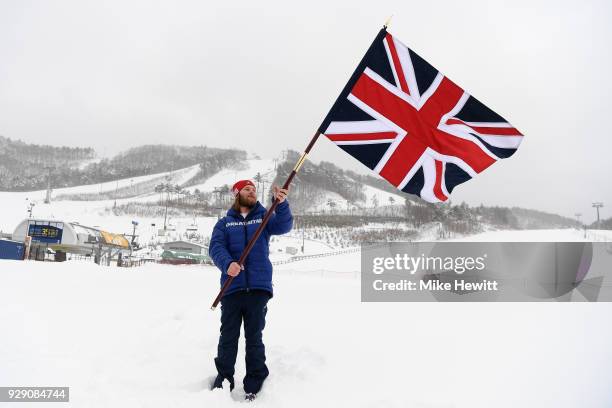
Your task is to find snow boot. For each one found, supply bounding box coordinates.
[210,375,234,391]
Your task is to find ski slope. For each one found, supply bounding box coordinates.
[0,159,272,240]
[305,183,407,214]
[0,164,200,236]
[184,159,276,194]
[1,257,611,407]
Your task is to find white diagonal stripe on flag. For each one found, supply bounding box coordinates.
[419,155,442,203]
[333,139,397,145]
[325,120,392,134]
[426,147,478,178]
[382,38,401,92]
[393,37,421,100]
[477,135,524,149]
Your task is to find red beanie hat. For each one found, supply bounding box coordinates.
[232,179,256,196]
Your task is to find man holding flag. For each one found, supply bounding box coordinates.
[209,179,292,401]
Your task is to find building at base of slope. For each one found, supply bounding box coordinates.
[11,218,131,264]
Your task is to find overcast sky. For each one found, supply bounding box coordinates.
[1,0,610,222]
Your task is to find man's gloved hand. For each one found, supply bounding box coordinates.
[227,262,244,277]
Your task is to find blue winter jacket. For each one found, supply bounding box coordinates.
[209,200,293,297]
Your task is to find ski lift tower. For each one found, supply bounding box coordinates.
[26,198,35,218]
[592,202,604,229]
[130,220,139,245]
[44,166,53,204]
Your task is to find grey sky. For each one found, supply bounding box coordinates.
[1,0,610,222]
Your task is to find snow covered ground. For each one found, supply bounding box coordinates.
[2,160,612,406]
[1,256,612,408]
[450,228,612,242]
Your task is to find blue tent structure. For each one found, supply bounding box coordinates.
[0,239,25,260]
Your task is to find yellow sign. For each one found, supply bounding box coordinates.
[100,231,130,248]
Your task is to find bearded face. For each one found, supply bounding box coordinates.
[238,185,257,208]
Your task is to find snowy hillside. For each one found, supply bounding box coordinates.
[0,164,208,241]
[184,159,276,195]
[0,156,415,253]
[305,183,407,214]
[1,257,611,407]
[56,164,202,198]
[1,153,609,257]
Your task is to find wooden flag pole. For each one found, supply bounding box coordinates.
[210,131,322,310]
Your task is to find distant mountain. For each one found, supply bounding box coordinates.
[510,207,579,229]
[0,136,246,191]
[271,150,579,232]
[82,145,246,187]
[0,135,95,190]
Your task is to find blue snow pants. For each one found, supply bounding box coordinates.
[214,290,270,394]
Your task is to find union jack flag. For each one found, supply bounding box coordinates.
[319,28,524,203]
